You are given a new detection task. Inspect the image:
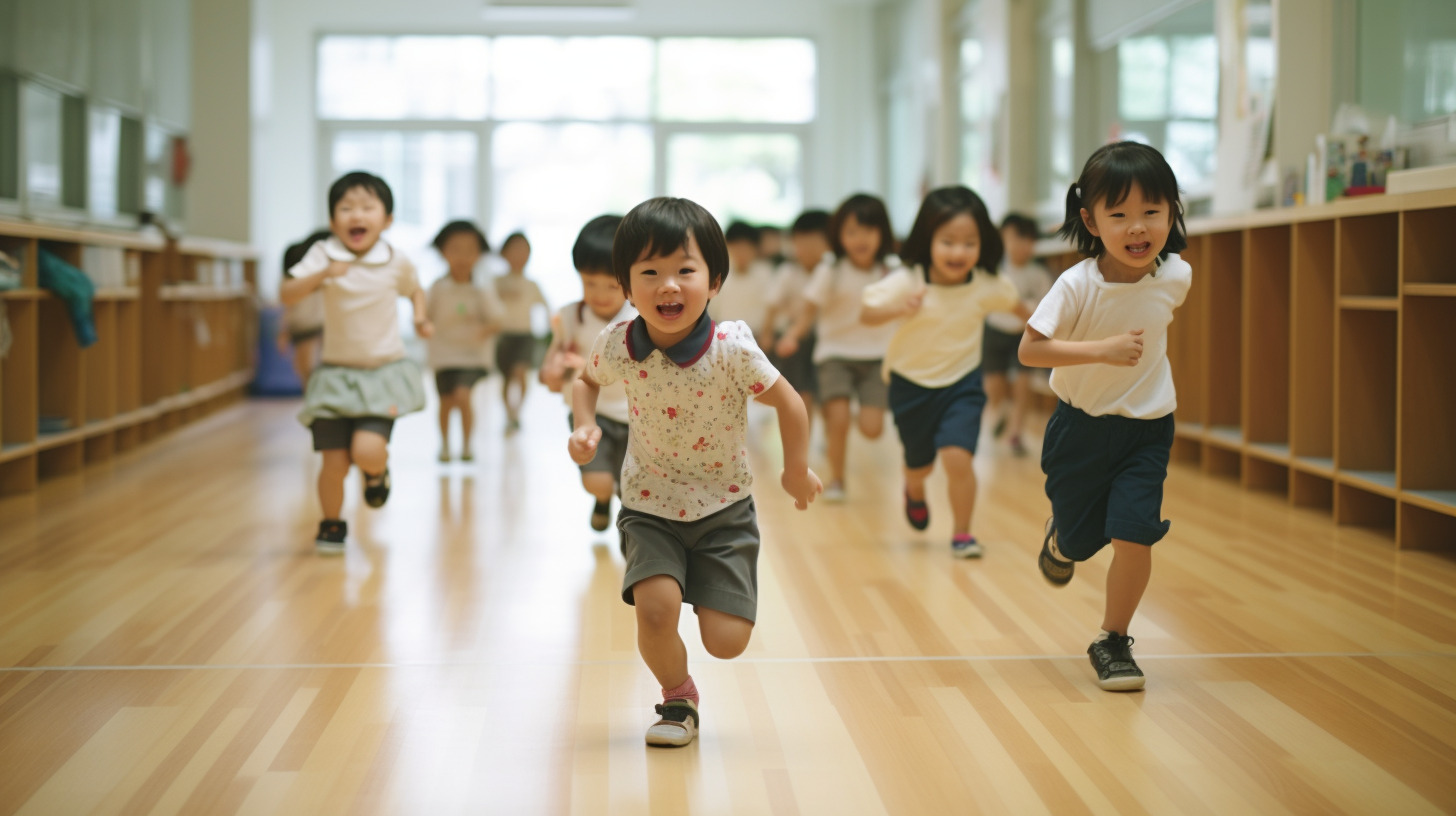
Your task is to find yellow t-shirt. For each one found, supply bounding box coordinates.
[862,267,1018,387]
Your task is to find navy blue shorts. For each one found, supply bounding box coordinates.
[888,369,986,469]
[1041,401,1174,560]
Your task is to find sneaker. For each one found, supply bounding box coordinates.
[315,519,347,555]
[460,449,474,463]
[438,450,451,463]
[645,699,699,747]
[363,469,391,508]
[951,534,982,558]
[505,418,521,435]
[1088,633,1145,691]
[823,482,847,503]
[1038,516,1074,586]
[1009,435,1027,457]
[590,499,611,532]
[904,491,929,531]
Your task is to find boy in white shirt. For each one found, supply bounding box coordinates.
[710,220,773,343]
[569,197,821,747]
[1020,141,1192,692]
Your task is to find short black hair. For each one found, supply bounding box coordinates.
[724,220,761,245]
[501,232,530,252]
[1058,141,1188,258]
[899,186,1003,283]
[790,209,831,236]
[281,229,333,278]
[328,171,393,217]
[1000,213,1040,241]
[612,197,729,292]
[829,193,894,263]
[431,220,490,254]
[572,214,622,273]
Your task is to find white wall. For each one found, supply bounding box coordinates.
[250,0,883,295]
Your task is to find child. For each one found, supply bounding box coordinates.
[492,231,549,434]
[277,229,333,387]
[757,223,786,266]
[710,221,773,343]
[541,214,636,532]
[1019,141,1192,691]
[764,209,831,434]
[568,197,821,747]
[775,194,898,503]
[983,213,1055,456]
[427,220,502,462]
[279,171,433,554]
[861,186,1028,558]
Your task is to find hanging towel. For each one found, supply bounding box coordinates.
[38,247,97,348]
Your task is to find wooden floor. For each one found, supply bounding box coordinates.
[2,380,1454,815]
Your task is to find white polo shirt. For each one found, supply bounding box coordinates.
[289,237,421,369]
[802,257,899,363]
[556,299,637,424]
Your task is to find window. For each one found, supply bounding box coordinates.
[0,74,17,202]
[666,133,802,227]
[89,108,122,219]
[317,37,490,120]
[656,39,816,123]
[22,83,64,209]
[492,37,652,120]
[1116,33,1219,194]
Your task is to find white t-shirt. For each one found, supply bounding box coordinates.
[863,267,1020,387]
[426,277,502,370]
[557,299,637,424]
[766,257,823,334]
[986,260,1056,334]
[588,316,780,522]
[802,258,899,363]
[289,237,421,369]
[492,274,548,334]
[1026,254,1193,419]
[711,260,774,338]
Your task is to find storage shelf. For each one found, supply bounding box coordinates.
[1402,490,1456,516]
[1175,421,1205,439]
[35,427,88,451]
[1293,456,1336,476]
[1206,426,1243,449]
[1246,442,1291,463]
[0,442,35,464]
[1404,284,1456,297]
[1339,296,1399,311]
[1339,469,1399,497]
[0,288,46,301]
[159,285,252,302]
[94,287,140,301]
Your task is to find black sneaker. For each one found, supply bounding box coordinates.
[315,519,347,555]
[1088,632,1145,691]
[645,699,699,746]
[590,499,611,532]
[363,469,391,508]
[1038,516,1074,586]
[904,491,929,531]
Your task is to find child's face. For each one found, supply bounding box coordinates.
[441,232,482,279]
[627,231,719,347]
[727,239,758,271]
[840,215,881,269]
[330,186,393,256]
[579,270,627,319]
[759,229,783,260]
[928,213,981,285]
[1081,182,1171,276]
[791,231,829,271]
[502,239,531,271]
[1002,227,1037,268]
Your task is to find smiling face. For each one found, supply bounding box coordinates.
[626,230,719,349]
[580,269,627,320]
[330,186,393,256]
[440,231,482,281]
[1081,181,1172,280]
[928,213,981,285]
[840,214,882,270]
[791,231,829,272]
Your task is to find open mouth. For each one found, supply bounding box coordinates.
[1125,242,1151,257]
[348,227,369,242]
[656,302,685,319]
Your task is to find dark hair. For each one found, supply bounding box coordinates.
[899,186,1003,283]
[431,220,490,254]
[328,171,393,217]
[724,220,761,245]
[1000,213,1040,241]
[501,232,530,252]
[281,229,333,278]
[612,197,730,292]
[1058,141,1188,258]
[790,209,831,236]
[572,214,622,273]
[829,193,893,264]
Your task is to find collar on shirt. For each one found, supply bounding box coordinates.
[323,236,393,266]
[625,310,716,367]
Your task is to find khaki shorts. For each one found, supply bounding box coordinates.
[618,497,760,622]
[817,358,888,408]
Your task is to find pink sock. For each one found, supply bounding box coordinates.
[662,675,699,706]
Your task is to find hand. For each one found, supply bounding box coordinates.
[414,319,435,339]
[1101,329,1144,366]
[781,467,823,510]
[323,260,350,279]
[775,335,800,358]
[569,424,602,465]
[902,289,925,316]
[561,351,586,370]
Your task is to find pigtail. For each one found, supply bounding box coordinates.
[1056,182,1101,257]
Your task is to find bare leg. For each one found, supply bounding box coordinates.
[822,398,851,485]
[1009,371,1033,440]
[858,405,885,440]
[904,462,934,503]
[697,607,754,660]
[939,446,976,537]
[1102,539,1152,634]
[318,449,351,519]
[438,394,454,456]
[633,575,688,689]
[350,430,389,478]
[983,371,1008,434]
[455,386,475,455]
[582,472,615,503]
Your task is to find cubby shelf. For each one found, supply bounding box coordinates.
[1034,187,1456,550]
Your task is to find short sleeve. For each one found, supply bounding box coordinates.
[862,268,916,309]
[984,274,1020,313]
[1165,255,1193,308]
[726,321,780,397]
[1026,270,1083,339]
[395,256,421,297]
[588,321,627,385]
[801,261,834,306]
[286,242,330,280]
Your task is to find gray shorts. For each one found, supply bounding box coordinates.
[618,497,760,623]
[310,416,395,451]
[572,414,629,479]
[817,358,888,408]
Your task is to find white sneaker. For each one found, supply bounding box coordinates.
[645,699,698,747]
[822,482,847,503]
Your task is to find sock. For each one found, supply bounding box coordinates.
[952,533,974,543]
[662,675,699,706]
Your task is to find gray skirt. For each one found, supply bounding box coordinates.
[298,357,427,427]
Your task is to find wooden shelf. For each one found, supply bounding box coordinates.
[1339,296,1399,310]
[1339,470,1399,497]
[1339,213,1399,297]
[1206,425,1243,449]
[1401,206,1456,285]
[0,288,46,300]
[1174,421,1205,439]
[1246,442,1291,463]
[160,284,252,302]
[1293,456,1336,476]
[94,287,140,301]
[0,441,35,464]
[1402,490,1456,516]
[1403,283,1456,297]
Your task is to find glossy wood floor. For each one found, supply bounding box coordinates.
[2,380,1454,815]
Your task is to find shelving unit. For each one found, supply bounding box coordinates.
[1033,187,1456,551]
[0,219,256,496]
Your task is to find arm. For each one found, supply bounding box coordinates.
[539,319,569,391]
[1018,325,1144,368]
[411,288,433,338]
[774,301,818,358]
[754,377,822,509]
[567,373,604,464]
[278,261,345,306]
[861,290,921,326]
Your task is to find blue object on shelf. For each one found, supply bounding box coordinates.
[38,247,97,347]
[251,305,305,396]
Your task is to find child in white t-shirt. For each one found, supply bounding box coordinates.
[711,221,774,344]
[764,210,832,434]
[862,186,1029,558]
[775,194,898,502]
[569,197,821,748]
[492,232,549,434]
[1020,141,1193,692]
[277,229,332,387]
[982,213,1055,455]
[541,214,637,532]
[426,220,502,462]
